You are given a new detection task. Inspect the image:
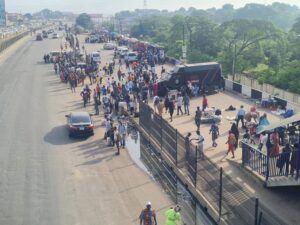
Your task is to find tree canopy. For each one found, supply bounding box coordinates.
[76,13,94,30]
[129,11,300,94]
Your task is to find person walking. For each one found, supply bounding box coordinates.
[164,96,170,113]
[94,92,99,115]
[118,121,127,148]
[176,94,183,116]
[164,205,182,225]
[153,96,160,113]
[226,131,236,158]
[209,121,219,147]
[158,99,164,116]
[193,130,205,160]
[169,100,175,122]
[195,107,202,131]
[139,202,157,225]
[115,130,121,155]
[183,94,190,115]
[230,123,239,149]
[236,105,246,128]
[202,95,208,111]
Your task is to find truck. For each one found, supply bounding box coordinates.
[157,62,224,96]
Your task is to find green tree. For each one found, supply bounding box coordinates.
[219,19,279,79]
[76,13,94,30]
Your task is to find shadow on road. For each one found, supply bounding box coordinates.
[44,125,84,145]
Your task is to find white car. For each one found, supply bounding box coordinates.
[126,52,138,62]
[103,42,116,50]
[52,33,59,39]
[117,47,129,58]
[91,52,101,63]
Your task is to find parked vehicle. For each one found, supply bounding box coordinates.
[49,51,61,63]
[36,33,43,41]
[52,33,59,39]
[42,32,48,38]
[117,46,129,58]
[90,52,101,63]
[85,35,98,43]
[65,112,94,138]
[126,52,138,62]
[103,42,116,50]
[158,62,224,96]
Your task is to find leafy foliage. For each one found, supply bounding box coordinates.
[76,13,94,30]
[128,3,300,94]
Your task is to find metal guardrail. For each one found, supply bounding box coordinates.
[242,142,300,181]
[0,31,29,54]
[138,101,289,225]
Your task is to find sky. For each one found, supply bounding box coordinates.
[5,0,300,14]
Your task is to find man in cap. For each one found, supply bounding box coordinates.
[164,205,181,225]
[140,201,157,225]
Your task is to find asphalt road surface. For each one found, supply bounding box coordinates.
[0,34,172,225]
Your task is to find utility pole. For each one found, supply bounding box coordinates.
[143,0,147,9]
[182,24,187,63]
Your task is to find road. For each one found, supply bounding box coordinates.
[0,35,172,225]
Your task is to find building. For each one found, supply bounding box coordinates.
[0,0,6,26]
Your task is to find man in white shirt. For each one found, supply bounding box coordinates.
[236,105,246,128]
[153,96,160,113]
[194,130,205,160]
[177,94,184,116]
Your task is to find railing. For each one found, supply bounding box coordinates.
[0,31,29,54]
[242,142,300,182]
[242,143,268,178]
[138,101,288,225]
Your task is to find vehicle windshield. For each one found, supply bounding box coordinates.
[71,115,90,123]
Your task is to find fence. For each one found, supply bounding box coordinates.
[229,74,300,110]
[0,31,29,54]
[242,142,300,182]
[138,100,288,225]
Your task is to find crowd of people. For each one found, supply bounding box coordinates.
[47,32,300,225]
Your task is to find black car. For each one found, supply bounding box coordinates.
[65,112,94,138]
[36,34,43,41]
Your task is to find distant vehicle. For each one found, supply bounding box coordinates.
[47,29,54,34]
[117,46,129,57]
[158,62,224,97]
[42,32,48,38]
[126,52,138,62]
[91,52,101,63]
[103,42,116,50]
[52,33,59,39]
[36,33,43,41]
[65,112,94,138]
[58,26,64,31]
[49,51,61,63]
[85,35,98,43]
